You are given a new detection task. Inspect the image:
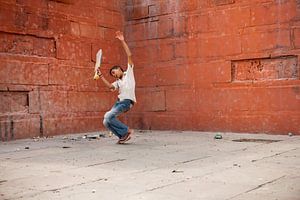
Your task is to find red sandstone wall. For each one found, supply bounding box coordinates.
[0,0,124,140]
[1,0,299,140]
[124,0,300,134]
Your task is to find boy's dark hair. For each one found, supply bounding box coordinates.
[109,65,124,76]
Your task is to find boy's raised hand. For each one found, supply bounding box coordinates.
[115,31,124,41]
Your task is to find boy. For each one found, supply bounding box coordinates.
[95,31,135,144]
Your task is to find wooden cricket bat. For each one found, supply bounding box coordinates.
[94,49,102,80]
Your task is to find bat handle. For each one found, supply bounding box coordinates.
[93,72,99,80]
[93,68,101,80]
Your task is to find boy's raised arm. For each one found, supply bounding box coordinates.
[115,31,133,66]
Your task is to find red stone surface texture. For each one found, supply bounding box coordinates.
[0,0,123,140]
[124,0,300,135]
[0,0,300,140]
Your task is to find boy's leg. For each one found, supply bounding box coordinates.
[103,100,131,139]
[103,118,122,138]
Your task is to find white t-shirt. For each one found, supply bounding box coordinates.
[112,64,136,102]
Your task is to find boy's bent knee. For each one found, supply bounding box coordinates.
[103,118,108,127]
[104,111,113,120]
[103,111,114,126]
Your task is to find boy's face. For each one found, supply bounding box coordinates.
[111,68,123,79]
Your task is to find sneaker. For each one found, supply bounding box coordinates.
[117,129,133,144]
[117,136,131,144]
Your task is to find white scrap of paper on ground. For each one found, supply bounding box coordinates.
[95,49,102,68]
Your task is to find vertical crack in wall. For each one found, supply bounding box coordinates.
[38,88,43,137]
[9,116,14,140]
[4,121,8,141]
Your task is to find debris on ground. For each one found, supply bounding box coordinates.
[63,136,81,141]
[108,132,113,137]
[62,146,71,149]
[32,133,108,143]
[232,138,281,144]
[83,134,106,140]
[214,133,223,139]
[32,136,52,142]
[86,135,98,139]
[61,133,107,141]
[24,146,30,150]
[288,132,293,137]
[138,130,151,133]
[92,189,96,193]
[172,170,184,173]
[70,137,81,141]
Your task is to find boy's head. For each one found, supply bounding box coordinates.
[110,65,124,79]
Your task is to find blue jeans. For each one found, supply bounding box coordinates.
[103,99,133,139]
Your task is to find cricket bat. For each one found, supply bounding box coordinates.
[94,49,102,80]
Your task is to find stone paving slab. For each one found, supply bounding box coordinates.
[0,131,299,200]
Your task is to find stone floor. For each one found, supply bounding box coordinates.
[0,131,299,200]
